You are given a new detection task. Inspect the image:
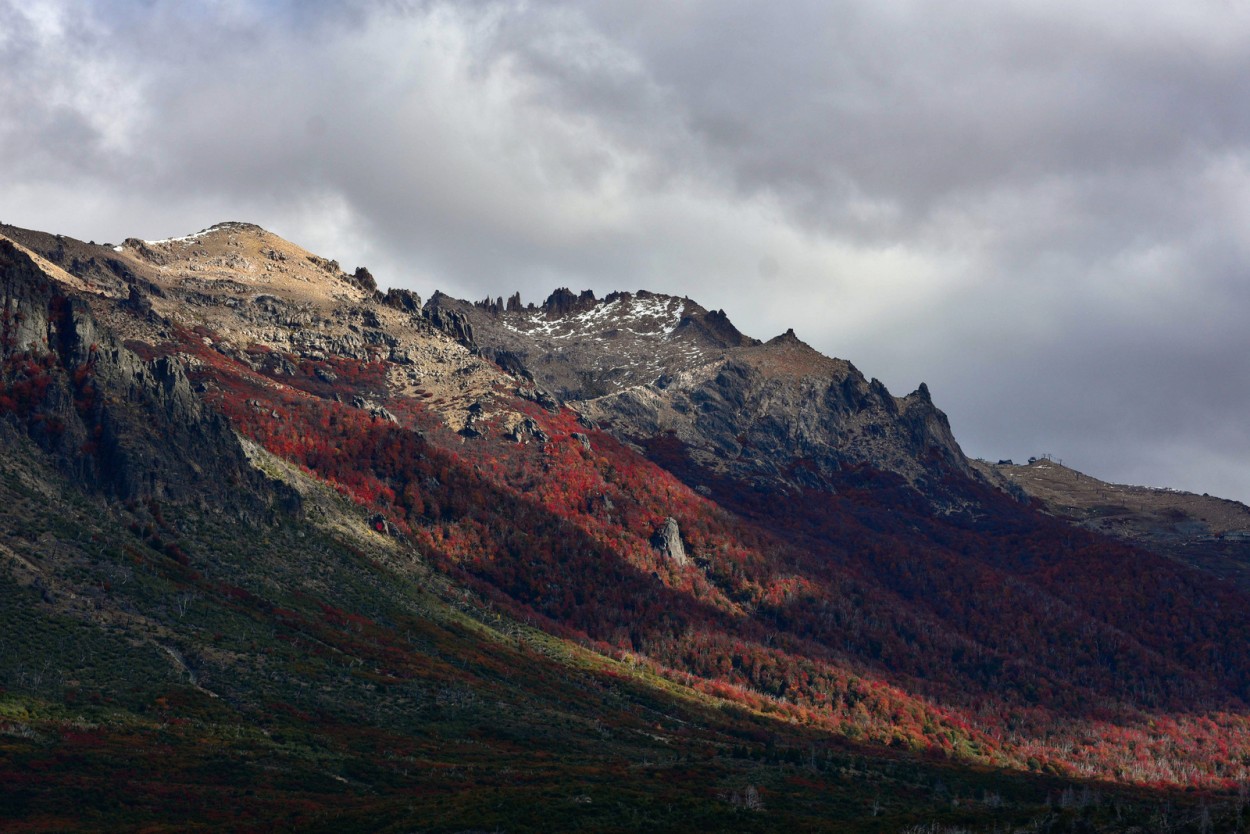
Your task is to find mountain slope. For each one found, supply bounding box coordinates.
[4,220,1250,830]
[3,230,1012,831]
[978,456,1250,590]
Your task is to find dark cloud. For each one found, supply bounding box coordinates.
[3,0,1249,500]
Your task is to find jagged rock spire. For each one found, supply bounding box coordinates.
[651,517,688,566]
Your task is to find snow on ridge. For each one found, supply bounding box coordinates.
[143,221,254,246]
[501,297,625,339]
[508,294,685,340]
[143,228,212,245]
[624,294,685,337]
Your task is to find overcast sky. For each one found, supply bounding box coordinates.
[4,0,1249,502]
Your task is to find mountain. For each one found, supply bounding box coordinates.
[977,456,1250,590]
[3,220,1250,831]
[427,289,974,496]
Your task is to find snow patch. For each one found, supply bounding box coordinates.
[144,222,248,246]
[144,229,212,245]
[502,294,686,341]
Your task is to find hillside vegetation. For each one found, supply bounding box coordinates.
[3,224,1250,831]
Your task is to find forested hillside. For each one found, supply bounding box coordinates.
[3,223,1249,831]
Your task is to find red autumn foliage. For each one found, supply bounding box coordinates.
[36,327,1250,788]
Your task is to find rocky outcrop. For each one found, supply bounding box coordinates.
[575,334,973,494]
[674,307,759,349]
[122,285,155,318]
[0,238,297,515]
[381,287,423,314]
[480,347,532,380]
[651,517,688,566]
[541,288,598,319]
[420,290,744,403]
[122,237,172,266]
[351,396,399,424]
[423,292,476,346]
[506,416,548,444]
[516,385,559,412]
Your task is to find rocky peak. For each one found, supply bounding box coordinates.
[682,307,757,349]
[768,328,802,345]
[108,220,379,303]
[381,287,423,314]
[200,220,266,235]
[131,221,266,251]
[541,287,599,319]
[423,293,476,347]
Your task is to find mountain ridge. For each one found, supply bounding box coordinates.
[427,282,976,496]
[5,219,1250,830]
[4,218,980,496]
[977,456,1250,589]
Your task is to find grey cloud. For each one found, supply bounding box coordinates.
[3,0,1250,501]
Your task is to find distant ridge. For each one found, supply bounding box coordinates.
[979,456,1250,588]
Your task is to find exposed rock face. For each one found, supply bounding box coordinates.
[3,218,978,505]
[122,284,154,317]
[0,236,294,513]
[351,396,399,424]
[517,385,559,412]
[507,416,548,444]
[423,289,758,402]
[430,285,974,496]
[478,348,531,380]
[540,287,599,319]
[381,287,422,314]
[651,517,688,566]
[424,292,476,346]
